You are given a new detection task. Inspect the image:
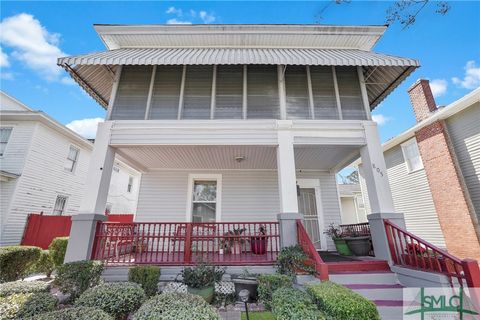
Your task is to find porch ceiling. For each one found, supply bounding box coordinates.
[115,145,359,171]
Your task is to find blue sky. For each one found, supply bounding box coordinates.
[1,1,479,141]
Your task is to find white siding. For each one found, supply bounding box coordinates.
[0,121,36,175]
[446,102,480,222]
[1,123,92,245]
[135,169,342,250]
[107,161,141,214]
[0,179,17,238]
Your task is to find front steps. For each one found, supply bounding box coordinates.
[330,271,404,320]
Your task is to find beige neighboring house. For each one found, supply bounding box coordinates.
[338,183,367,224]
[0,91,140,245]
[356,80,480,260]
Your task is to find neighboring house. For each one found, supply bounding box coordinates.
[58,23,419,261]
[356,80,480,260]
[0,91,140,246]
[338,184,367,224]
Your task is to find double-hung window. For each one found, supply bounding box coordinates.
[189,175,221,222]
[401,139,423,173]
[64,146,80,172]
[0,127,13,156]
[53,195,68,215]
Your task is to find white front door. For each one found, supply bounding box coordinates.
[297,179,327,250]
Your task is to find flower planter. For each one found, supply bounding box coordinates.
[344,236,371,256]
[187,286,215,303]
[333,238,352,256]
[250,237,267,255]
[231,276,258,302]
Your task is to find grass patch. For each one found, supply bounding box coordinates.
[241,311,275,320]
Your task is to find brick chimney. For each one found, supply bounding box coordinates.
[408,79,438,122]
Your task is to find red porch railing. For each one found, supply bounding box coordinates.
[91,221,280,266]
[384,219,480,288]
[296,220,329,281]
[339,222,371,236]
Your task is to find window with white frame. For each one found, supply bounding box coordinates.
[0,127,13,156]
[53,195,68,215]
[191,179,218,222]
[401,139,423,173]
[64,146,80,172]
[127,176,133,193]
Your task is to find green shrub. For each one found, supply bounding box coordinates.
[75,282,146,319]
[49,237,69,267]
[271,287,324,320]
[0,246,42,282]
[257,274,293,310]
[276,245,314,276]
[0,280,50,297]
[32,250,55,277]
[54,260,104,300]
[31,307,113,320]
[0,292,57,319]
[128,266,160,297]
[181,263,225,288]
[306,281,380,320]
[133,292,220,320]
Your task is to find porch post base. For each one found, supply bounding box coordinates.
[367,212,405,264]
[64,214,107,263]
[277,213,302,248]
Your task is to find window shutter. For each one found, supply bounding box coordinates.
[336,66,366,120]
[310,66,338,120]
[215,65,243,119]
[149,66,183,119]
[111,66,152,120]
[285,66,310,119]
[182,65,213,119]
[247,65,280,119]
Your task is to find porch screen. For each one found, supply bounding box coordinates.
[310,66,338,120]
[111,66,152,120]
[149,66,183,119]
[215,65,243,119]
[285,66,311,119]
[192,180,217,222]
[336,66,366,120]
[182,66,213,119]
[247,65,280,119]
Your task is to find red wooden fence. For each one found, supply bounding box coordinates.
[21,213,135,250]
[91,221,280,266]
[296,220,329,281]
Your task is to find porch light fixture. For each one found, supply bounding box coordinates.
[234,156,246,163]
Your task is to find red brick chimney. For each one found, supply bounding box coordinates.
[408,79,438,122]
[407,79,480,260]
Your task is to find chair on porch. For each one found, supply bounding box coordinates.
[171,224,217,256]
[103,223,136,259]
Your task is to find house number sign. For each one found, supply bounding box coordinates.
[372,163,384,177]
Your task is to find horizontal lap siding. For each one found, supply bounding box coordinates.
[384,145,446,248]
[0,121,36,175]
[445,103,480,223]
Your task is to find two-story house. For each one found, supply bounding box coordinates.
[0,91,140,246]
[58,24,422,269]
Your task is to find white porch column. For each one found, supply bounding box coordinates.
[276,130,299,213]
[65,121,115,263]
[361,122,406,263]
[80,121,116,214]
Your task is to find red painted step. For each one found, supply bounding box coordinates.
[327,260,390,273]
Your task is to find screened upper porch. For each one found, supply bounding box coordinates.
[109,64,368,121]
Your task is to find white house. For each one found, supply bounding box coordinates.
[57,23,420,262]
[338,183,367,225]
[0,91,140,246]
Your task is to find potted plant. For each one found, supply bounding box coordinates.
[343,227,372,256]
[276,245,316,276]
[250,225,268,255]
[231,268,259,302]
[179,263,225,303]
[221,227,247,254]
[324,223,352,256]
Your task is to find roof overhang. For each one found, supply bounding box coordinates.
[58,48,419,110]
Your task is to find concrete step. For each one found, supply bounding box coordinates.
[375,301,405,320]
[345,284,404,301]
[330,271,398,285]
[327,260,390,273]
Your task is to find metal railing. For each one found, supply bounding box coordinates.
[296,220,329,281]
[384,219,480,288]
[91,221,280,266]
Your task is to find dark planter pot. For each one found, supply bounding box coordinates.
[250,237,267,255]
[344,236,371,256]
[187,286,215,303]
[231,276,258,302]
[333,238,352,256]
